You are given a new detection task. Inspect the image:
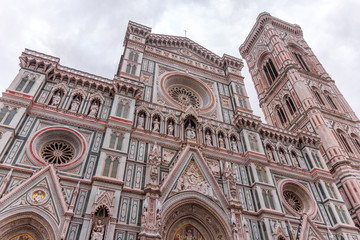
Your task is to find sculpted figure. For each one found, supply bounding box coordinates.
[91,220,104,240]
[138,113,145,128]
[231,139,238,152]
[167,122,174,136]
[266,147,274,161]
[219,135,225,149]
[153,118,160,132]
[205,132,212,146]
[186,126,196,139]
[51,91,61,107]
[70,96,81,112]
[88,102,99,118]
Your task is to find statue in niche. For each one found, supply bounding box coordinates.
[279,150,287,164]
[153,118,160,132]
[91,220,105,240]
[266,146,274,161]
[219,134,225,149]
[88,101,99,118]
[70,96,81,112]
[186,126,196,140]
[138,113,145,128]
[50,91,62,107]
[231,138,238,152]
[167,121,174,136]
[205,131,212,146]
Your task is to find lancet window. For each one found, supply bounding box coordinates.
[103,157,120,178]
[263,58,278,86]
[109,132,124,151]
[262,189,275,209]
[284,95,297,116]
[16,74,36,93]
[0,106,17,125]
[256,166,268,183]
[116,100,130,118]
[324,91,338,110]
[292,51,310,71]
[337,130,353,154]
[311,87,325,106]
[275,105,287,127]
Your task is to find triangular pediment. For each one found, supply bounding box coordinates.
[160,146,228,209]
[0,165,68,227]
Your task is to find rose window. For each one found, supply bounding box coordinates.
[41,140,75,165]
[168,87,200,108]
[283,191,303,212]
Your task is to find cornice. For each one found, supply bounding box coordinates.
[240,12,303,56]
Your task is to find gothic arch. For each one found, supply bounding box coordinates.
[161,193,231,240]
[0,211,57,240]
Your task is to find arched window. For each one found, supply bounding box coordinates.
[311,87,325,106]
[129,51,134,61]
[324,91,338,110]
[3,109,17,125]
[263,58,278,86]
[351,133,360,153]
[305,153,313,168]
[337,130,353,154]
[103,157,120,178]
[116,101,123,117]
[131,65,136,75]
[292,51,310,71]
[0,107,9,122]
[318,183,326,199]
[311,151,323,168]
[328,206,337,224]
[276,106,287,127]
[126,64,131,74]
[134,53,139,62]
[16,75,28,91]
[123,102,130,118]
[284,95,297,116]
[109,132,123,151]
[256,166,268,183]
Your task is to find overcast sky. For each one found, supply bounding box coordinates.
[0,0,359,121]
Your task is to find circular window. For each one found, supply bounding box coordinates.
[283,191,303,213]
[168,86,200,108]
[27,126,87,169]
[160,73,215,111]
[279,180,317,217]
[41,140,75,164]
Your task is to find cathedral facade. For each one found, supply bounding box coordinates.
[0,12,359,240]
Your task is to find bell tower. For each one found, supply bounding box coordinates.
[240,12,360,226]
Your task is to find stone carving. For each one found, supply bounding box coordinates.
[91,220,105,240]
[70,96,81,112]
[205,132,212,146]
[218,135,225,149]
[50,91,61,107]
[153,118,160,132]
[167,121,174,136]
[186,126,196,140]
[173,161,215,200]
[231,139,238,152]
[207,160,220,177]
[162,149,176,165]
[27,187,50,206]
[224,161,237,199]
[138,113,145,128]
[88,102,99,118]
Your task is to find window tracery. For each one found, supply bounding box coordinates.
[324,91,338,110]
[41,140,74,165]
[275,105,287,127]
[311,87,325,106]
[283,191,303,212]
[168,86,200,108]
[16,73,36,93]
[109,132,124,151]
[103,157,120,178]
[292,51,310,71]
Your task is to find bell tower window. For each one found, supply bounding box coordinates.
[284,95,297,116]
[324,91,338,110]
[311,87,325,106]
[292,52,310,71]
[275,106,287,127]
[337,130,353,154]
[263,58,278,86]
